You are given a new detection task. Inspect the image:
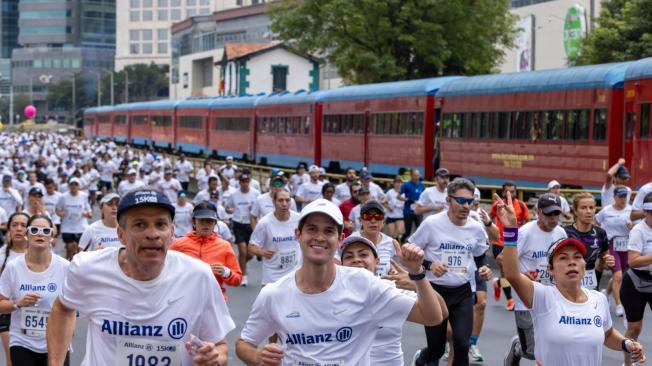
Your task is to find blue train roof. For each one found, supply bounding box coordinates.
[84,106,113,114]
[318,76,463,102]
[625,57,652,81]
[129,100,178,111]
[438,62,631,97]
[176,97,221,109]
[209,95,261,109]
[255,90,324,106]
[113,103,133,112]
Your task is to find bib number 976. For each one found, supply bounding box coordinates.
[126,355,171,366]
[447,256,462,267]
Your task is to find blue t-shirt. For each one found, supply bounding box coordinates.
[400,180,424,215]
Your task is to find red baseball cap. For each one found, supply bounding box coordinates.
[547,238,587,264]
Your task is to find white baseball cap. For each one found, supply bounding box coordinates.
[309,165,320,173]
[299,198,343,227]
[547,180,561,189]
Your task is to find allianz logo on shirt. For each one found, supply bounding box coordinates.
[19,283,57,292]
[440,242,472,251]
[272,236,296,243]
[558,315,602,327]
[285,327,353,345]
[101,318,188,339]
[531,251,548,259]
[100,237,120,243]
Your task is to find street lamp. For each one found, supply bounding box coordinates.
[87,70,102,106]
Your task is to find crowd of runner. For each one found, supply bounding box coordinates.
[0,131,649,366]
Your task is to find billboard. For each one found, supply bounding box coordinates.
[516,15,535,72]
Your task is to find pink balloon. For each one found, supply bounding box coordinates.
[24,105,36,119]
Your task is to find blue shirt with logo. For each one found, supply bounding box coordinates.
[400,180,424,215]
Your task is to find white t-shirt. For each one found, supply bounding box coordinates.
[296,181,324,205]
[251,192,297,219]
[416,187,448,219]
[226,189,260,224]
[173,203,194,238]
[214,220,232,242]
[385,188,404,219]
[409,212,488,286]
[514,220,567,311]
[595,204,632,240]
[249,211,301,285]
[0,249,24,272]
[156,178,182,204]
[366,182,386,202]
[56,192,90,234]
[632,182,652,210]
[219,165,238,180]
[42,191,62,225]
[83,169,100,192]
[628,220,652,272]
[530,282,612,366]
[79,220,121,251]
[290,173,309,196]
[0,255,69,353]
[601,185,632,207]
[240,265,416,365]
[195,169,216,192]
[118,180,146,197]
[348,204,362,232]
[0,206,7,225]
[59,248,235,366]
[334,182,351,202]
[0,187,23,215]
[97,160,115,182]
[175,161,193,183]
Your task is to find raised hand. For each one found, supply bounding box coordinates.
[493,191,517,228]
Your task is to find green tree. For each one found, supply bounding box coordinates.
[46,74,89,118]
[577,0,652,64]
[99,63,169,104]
[269,0,517,83]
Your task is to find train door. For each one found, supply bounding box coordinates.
[624,101,636,172]
[433,107,442,172]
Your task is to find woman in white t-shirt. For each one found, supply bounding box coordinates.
[595,185,633,317]
[350,200,398,277]
[0,214,70,365]
[384,177,405,241]
[620,192,652,366]
[79,193,120,251]
[496,192,646,366]
[0,212,29,366]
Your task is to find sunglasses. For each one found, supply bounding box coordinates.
[361,212,384,221]
[27,226,53,236]
[542,210,561,217]
[351,190,361,195]
[450,196,474,205]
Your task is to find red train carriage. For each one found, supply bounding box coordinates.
[147,100,178,150]
[624,57,652,188]
[175,99,212,154]
[437,62,631,188]
[128,102,154,147]
[111,104,131,143]
[254,91,321,168]
[319,78,460,178]
[209,96,259,160]
[82,107,102,139]
[93,106,114,140]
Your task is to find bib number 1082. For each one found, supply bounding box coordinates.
[126,355,171,366]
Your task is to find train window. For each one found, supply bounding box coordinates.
[277,117,285,134]
[640,104,650,138]
[480,112,491,138]
[132,116,147,125]
[152,116,172,127]
[495,112,511,139]
[443,113,461,138]
[179,116,202,129]
[530,111,542,141]
[303,116,310,134]
[98,116,109,124]
[592,109,607,141]
[625,112,635,139]
[215,117,250,131]
[115,115,127,125]
[543,111,563,140]
[566,110,589,141]
[513,111,531,140]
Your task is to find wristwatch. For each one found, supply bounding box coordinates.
[622,339,632,353]
[483,220,492,227]
[408,268,426,281]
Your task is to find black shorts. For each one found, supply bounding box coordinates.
[492,244,504,259]
[385,217,403,224]
[233,221,253,244]
[474,269,487,292]
[99,180,112,190]
[62,233,82,244]
[0,313,10,332]
[621,271,652,322]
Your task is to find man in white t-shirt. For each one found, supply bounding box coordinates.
[55,178,92,260]
[602,158,632,207]
[249,189,301,286]
[250,175,297,229]
[295,165,324,209]
[175,154,194,191]
[236,199,443,365]
[117,169,145,196]
[96,153,116,195]
[47,188,235,366]
[415,167,449,219]
[219,156,238,180]
[0,175,22,215]
[503,192,567,365]
[80,193,121,251]
[156,170,182,205]
[631,181,652,221]
[334,167,358,202]
[174,191,194,238]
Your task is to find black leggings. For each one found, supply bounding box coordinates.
[10,346,70,366]
[401,213,421,243]
[419,282,474,366]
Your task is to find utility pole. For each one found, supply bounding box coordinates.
[110,71,114,105]
[9,86,13,126]
[72,73,76,125]
[125,70,129,103]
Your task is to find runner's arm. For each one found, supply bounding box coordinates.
[222,248,243,287]
[397,242,443,326]
[605,158,625,187]
[628,250,652,268]
[47,298,77,366]
[236,339,283,366]
[604,326,646,362]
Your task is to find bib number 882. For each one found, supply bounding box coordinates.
[126,355,171,366]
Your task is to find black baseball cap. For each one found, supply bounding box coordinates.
[117,189,175,221]
[360,200,384,215]
[28,187,44,197]
[537,193,562,215]
[358,186,370,195]
[435,168,450,177]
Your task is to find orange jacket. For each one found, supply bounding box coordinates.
[170,232,242,297]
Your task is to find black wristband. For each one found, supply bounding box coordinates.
[484,220,492,227]
[622,339,631,353]
[408,268,426,281]
[422,259,432,270]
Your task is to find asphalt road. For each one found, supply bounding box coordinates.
[0,212,650,365]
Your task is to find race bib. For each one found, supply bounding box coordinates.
[375,260,391,277]
[20,307,49,336]
[116,337,182,366]
[535,262,553,286]
[292,356,343,366]
[613,236,629,252]
[278,250,297,270]
[442,249,470,273]
[581,269,598,289]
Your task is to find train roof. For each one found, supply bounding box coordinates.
[437,62,631,97]
[129,100,179,111]
[255,90,323,106]
[84,106,113,114]
[318,76,463,102]
[176,97,223,109]
[625,57,652,81]
[209,95,261,109]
